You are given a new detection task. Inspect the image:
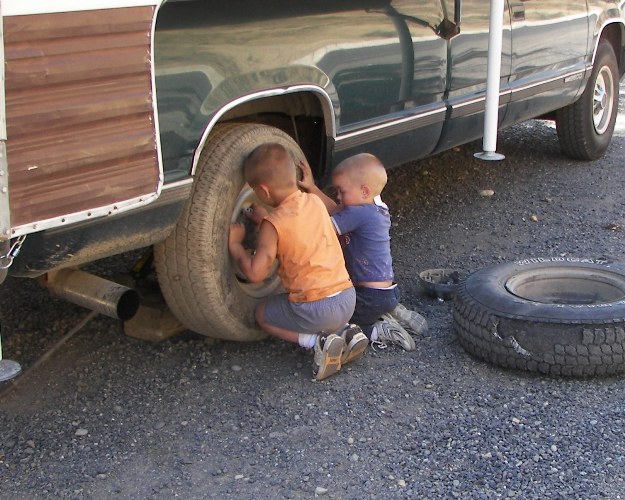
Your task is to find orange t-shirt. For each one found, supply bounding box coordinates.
[264,190,352,303]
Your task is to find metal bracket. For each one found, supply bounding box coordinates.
[0,234,25,270]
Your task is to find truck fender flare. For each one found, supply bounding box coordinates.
[190,85,336,177]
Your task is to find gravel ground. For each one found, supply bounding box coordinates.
[1,95,625,499]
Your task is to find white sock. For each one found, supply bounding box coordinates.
[298,333,317,349]
[370,325,379,341]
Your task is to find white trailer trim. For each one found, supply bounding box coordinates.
[0,0,9,240]
[2,0,161,16]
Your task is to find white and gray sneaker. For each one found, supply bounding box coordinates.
[373,315,416,351]
[340,324,368,365]
[388,303,428,335]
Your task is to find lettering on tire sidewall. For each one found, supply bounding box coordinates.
[516,257,609,266]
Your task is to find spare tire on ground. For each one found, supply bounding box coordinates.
[453,257,625,377]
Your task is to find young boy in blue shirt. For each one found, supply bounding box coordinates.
[299,153,427,349]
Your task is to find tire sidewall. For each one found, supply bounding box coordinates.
[582,41,619,153]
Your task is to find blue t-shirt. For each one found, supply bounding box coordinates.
[330,198,394,283]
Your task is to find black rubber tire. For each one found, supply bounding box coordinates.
[556,40,619,160]
[154,124,306,341]
[453,257,625,377]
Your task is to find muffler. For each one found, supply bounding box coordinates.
[44,269,140,321]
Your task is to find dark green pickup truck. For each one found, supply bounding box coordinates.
[2,0,624,341]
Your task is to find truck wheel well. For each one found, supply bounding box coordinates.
[600,22,624,75]
[218,93,330,180]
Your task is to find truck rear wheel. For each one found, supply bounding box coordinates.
[556,40,619,160]
[154,123,306,341]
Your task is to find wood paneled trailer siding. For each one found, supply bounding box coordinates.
[4,6,161,234]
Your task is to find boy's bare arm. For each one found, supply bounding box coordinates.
[297,160,338,214]
[229,221,278,283]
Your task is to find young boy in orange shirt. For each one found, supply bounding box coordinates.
[228,143,368,380]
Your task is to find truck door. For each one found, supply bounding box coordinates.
[331,0,448,168]
[435,0,513,152]
[504,0,589,123]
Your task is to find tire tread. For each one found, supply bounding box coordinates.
[453,261,625,377]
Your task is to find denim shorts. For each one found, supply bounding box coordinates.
[350,285,400,336]
[263,287,356,335]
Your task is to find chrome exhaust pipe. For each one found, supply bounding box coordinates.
[44,269,140,321]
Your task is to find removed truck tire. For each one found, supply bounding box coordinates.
[453,258,625,377]
[154,123,306,341]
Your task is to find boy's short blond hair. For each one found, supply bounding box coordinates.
[244,143,297,190]
[334,153,387,195]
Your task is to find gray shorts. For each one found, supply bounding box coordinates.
[263,287,356,335]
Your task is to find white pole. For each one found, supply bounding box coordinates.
[475,0,506,161]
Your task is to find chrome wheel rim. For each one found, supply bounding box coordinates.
[593,66,615,135]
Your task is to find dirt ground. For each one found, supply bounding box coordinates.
[1,94,625,498]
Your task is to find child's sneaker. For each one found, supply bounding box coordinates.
[313,334,345,380]
[388,303,428,335]
[340,324,368,365]
[374,315,416,351]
